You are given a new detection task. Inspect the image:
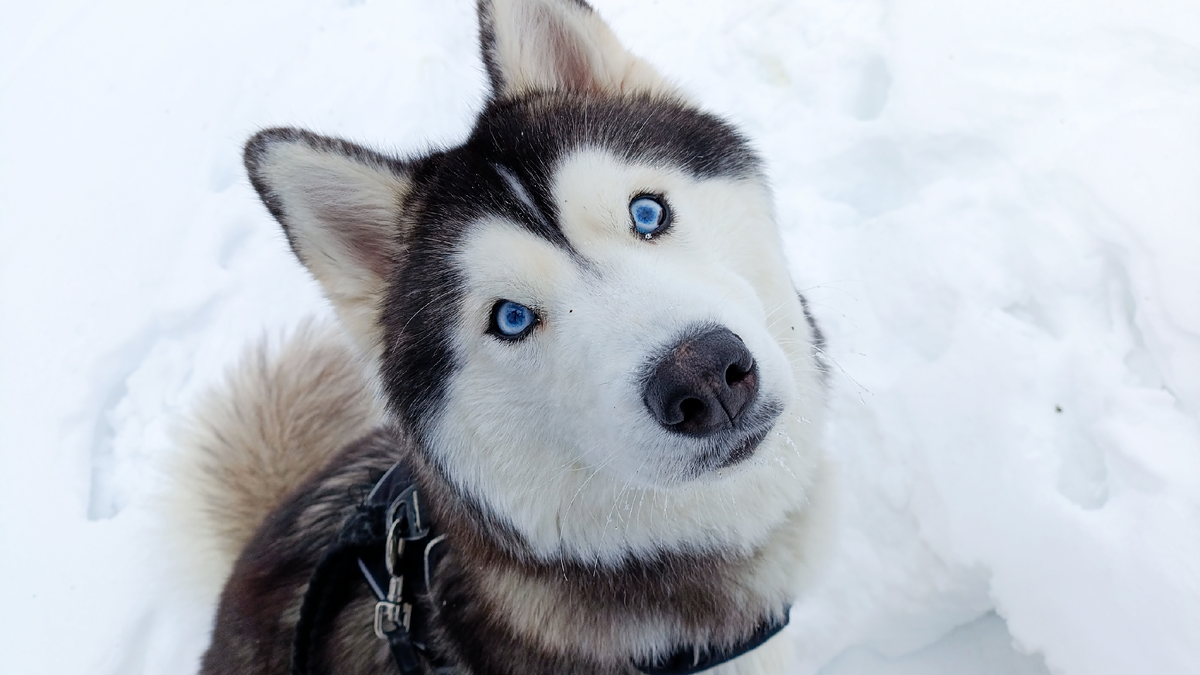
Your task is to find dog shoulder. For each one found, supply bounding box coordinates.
[201,428,404,675]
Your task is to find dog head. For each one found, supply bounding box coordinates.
[244,0,826,563]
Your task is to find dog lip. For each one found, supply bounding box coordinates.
[715,425,772,469]
[685,397,783,475]
[692,418,776,473]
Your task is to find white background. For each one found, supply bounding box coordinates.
[1,0,1197,673]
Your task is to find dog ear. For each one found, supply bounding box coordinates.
[244,127,411,354]
[477,0,675,98]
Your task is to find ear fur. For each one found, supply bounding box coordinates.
[478,0,676,98]
[244,128,411,355]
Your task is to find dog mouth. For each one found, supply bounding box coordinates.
[692,400,782,474]
[715,425,772,468]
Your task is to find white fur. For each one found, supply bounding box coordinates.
[428,148,827,564]
[475,458,832,661]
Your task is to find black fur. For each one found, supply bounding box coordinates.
[244,90,760,447]
[796,292,828,378]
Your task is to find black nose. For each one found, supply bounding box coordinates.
[642,326,759,436]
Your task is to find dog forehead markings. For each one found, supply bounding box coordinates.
[471,158,589,263]
[492,163,554,232]
[456,216,578,302]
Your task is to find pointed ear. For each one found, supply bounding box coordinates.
[478,0,676,98]
[244,128,411,355]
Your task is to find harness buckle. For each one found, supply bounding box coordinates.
[385,523,406,577]
[374,600,413,640]
[386,486,431,542]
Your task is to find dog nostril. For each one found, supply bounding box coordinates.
[725,361,752,386]
[678,398,705,425]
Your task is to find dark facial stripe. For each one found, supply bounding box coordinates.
[491,163,579,257]
[796,291,829,380]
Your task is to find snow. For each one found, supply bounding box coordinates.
[1,0,1197,673]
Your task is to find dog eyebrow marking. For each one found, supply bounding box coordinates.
[493,163,552,230]
[491,162,587,263]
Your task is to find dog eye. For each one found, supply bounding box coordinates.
[630,195,669,236]
[490,300,538,339]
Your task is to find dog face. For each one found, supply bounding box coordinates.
[245,0,826,563]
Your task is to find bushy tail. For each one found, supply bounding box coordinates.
[165,321,384,592]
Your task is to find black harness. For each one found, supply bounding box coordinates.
[291,462,789,675]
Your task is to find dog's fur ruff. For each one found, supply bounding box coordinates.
[174,1,833,673]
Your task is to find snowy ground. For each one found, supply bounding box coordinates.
[2,0,1198,673]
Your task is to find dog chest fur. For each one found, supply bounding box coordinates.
[202,426,824,674]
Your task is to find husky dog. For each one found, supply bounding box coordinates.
[176,1,831,673]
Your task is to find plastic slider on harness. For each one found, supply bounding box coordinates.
[374,484,429,643]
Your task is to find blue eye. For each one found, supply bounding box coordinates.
[491,300,537,339]
[630,195,668,235]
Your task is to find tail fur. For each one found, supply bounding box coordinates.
[166,321,384,592]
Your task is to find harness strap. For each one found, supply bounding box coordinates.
[291,460,788,675]
[291,503,389,675]
[291,463,439,675]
